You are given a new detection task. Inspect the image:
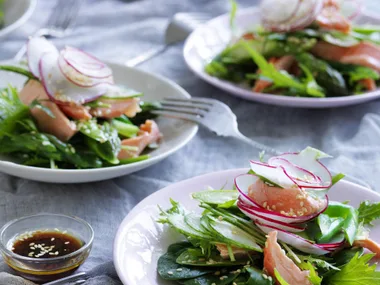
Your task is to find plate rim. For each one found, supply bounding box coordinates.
[0,0,37,38]
[183,6,380,108]
[0,60,198,176]
[113,167,380,285]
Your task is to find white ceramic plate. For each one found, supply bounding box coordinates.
[183,7,380,108]
[0,60,198,183]
[114,168,380,285]
[0,0,37,38]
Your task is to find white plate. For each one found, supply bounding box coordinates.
[0,0,37,38]
[0,60,198,183]
[114,168,380,285]
[183,7,380,108]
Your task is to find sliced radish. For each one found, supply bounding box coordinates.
[238,202,306,233]
[27,37,59,78]
[235,174,328,224]
[249,161,296,189]
[260,0,301,24]
[270,148,332,190]
[256,222,332,255]
[340,0,363,20]
[268,157,323,189]
[58,54,114,88]
[39,52,110,104]
[262,0,324,32]
[61,46,112,79]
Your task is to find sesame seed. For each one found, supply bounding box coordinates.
[28,252,34,257]
[263,274,268,279]
[176,268,183,272]
[272,205,276,210]
[29,243,35,246]
[30,247,35,250]
[211,283,216,285]
[167,271,173,275]
[51,238,55,242]
[49,252,55,255]
[300,202,304,207]
[218,216,223,221]
[54,251,59,255]
[263,201,267,208]
[280,211,286,215]
[64,241,70,245]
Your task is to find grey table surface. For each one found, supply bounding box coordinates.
[1,0,380,284]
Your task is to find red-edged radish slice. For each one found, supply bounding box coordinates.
[238,202,306,233]
[39,52,110,104]
[271,147,332,190]
[260,0,301,24]
[235,174,328,224]
[27,37,59,78]
[262,0,324,32]
[61,46,112,79]
[256,222,332,255]
[249,161,296,189]
[340,0,363,20]
[58,54,114,88]
[268,157,323,188]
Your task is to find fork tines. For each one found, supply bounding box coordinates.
[153,97,214,121]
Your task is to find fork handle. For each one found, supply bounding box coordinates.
[233,131,373,189]
[125,45,168,67]
[233,130,281,156]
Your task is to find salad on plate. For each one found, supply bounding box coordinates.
[206,0,380,98]
[157,147,380,284]
[0,37,161,169]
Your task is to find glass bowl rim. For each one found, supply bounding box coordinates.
[0,213,94,263]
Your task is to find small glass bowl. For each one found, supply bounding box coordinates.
[0,213,94,283]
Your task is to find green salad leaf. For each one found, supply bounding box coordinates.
[240,42,324,97]
[326,253,380,285]
[157,242,212,280]
[358,200,380,226]
[0,65,37,80]
[0,86,29,138]
[81,121,121,164]
[246,267,274,285]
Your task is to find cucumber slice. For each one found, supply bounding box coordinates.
[101,85,143,99]
[167,214,209,240]
[192,190,238,205]
[207,216,262,252]
[185,213,213,238]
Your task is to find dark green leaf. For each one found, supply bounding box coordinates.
[246,267,274,285]
[332,247,364,267]
[83,122,121,164]
[176,248,248,267]
[183,270,240,285]
[157,242,212,280]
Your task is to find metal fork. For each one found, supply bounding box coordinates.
[13,0,82,61]
[153,97,280,155]
[153,97,372,189]
[125,13,210,67]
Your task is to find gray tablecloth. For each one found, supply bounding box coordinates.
[1,0,380,284]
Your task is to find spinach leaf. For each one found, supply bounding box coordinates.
[246,267,274,285]
[157,242,212,280]
[82,121,121,164]
[176,248,248,267]
[129,101,161,126]
[183,270,240,285]
[332,247,364,267]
